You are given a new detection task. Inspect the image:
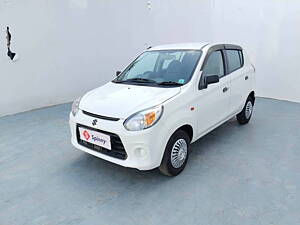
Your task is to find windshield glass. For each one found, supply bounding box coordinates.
[113,50,202,86]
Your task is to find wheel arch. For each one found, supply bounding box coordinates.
[248,91,255,104]
[158,122,195,166]
[175,124,193,142]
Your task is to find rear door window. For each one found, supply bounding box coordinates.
[226,50,243,73]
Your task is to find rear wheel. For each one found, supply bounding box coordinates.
[236,96,254,124]
[159,130,190,176]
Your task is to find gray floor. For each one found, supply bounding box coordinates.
[0,98,299,225]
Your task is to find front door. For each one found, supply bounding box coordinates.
[196,50,231,136]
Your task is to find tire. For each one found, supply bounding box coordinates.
[159,130,190,176]
[236,96,254,125]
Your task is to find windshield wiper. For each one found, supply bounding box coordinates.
[123,78,157,83]
[113,80,125,83]
[157,81,182,86]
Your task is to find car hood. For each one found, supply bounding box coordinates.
[80,82,181,119]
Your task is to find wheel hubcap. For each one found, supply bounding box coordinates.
[245,101,253,119]
[171,139,187,169]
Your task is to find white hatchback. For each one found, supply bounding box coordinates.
[69,43,256,176]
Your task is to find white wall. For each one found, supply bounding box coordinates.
[210,0,300,103]
[0,0,212,116]
[0,0,299,116]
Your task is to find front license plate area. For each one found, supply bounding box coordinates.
[78,127,111,150]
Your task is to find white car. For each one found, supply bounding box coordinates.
[69,43,256,176]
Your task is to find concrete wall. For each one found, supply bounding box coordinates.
[0,0,299,116]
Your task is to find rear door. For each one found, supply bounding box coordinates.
[224,49,246,114]
[195,48,231,136]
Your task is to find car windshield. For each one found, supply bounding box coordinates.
[113,50,202,87]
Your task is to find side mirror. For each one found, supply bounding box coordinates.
[116,71,121,76]
[204,75,219,86]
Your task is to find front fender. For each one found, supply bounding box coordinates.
[156,100,196,165]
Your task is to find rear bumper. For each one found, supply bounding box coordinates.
[69,110,168,170]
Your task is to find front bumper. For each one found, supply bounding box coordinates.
[69,110,168,170]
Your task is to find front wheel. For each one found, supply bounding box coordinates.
[236,97,254,124]
[159,130,190,176]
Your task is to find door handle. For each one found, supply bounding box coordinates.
[223,87,229,93]
[245,76,249,80]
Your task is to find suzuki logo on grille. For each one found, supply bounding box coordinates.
[92,119,98,126]
[83,130,90,140]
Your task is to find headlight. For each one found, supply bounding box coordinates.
[71,97,81,117]
[124,105,163,131]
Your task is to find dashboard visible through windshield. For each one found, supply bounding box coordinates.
[113,50,202,87]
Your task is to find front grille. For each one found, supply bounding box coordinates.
[82,110,120,121]
[76,124,127,160]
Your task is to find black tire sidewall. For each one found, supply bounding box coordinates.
[237,97,254,124]
[160,130,190,176]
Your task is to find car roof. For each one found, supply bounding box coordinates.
[148,42,242,51]
[148,42,209,51]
